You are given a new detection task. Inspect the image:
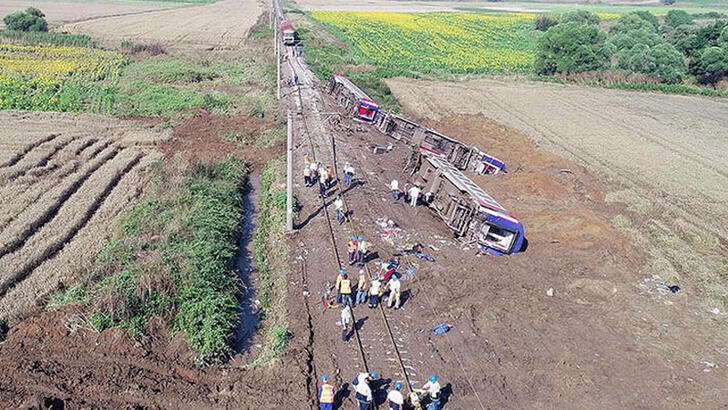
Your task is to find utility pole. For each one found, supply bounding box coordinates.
[286,110,294,232]
[276,20,281,100]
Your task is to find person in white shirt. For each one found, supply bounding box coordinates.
[408,185,421,207]
[334,195,344,224]
[387,275,402,309]
[387,382,404,410]
[422,375,442,410]
[340,305,352,343]
[368,274,382,308]
[343,162,355,187]
[390,179,400,200]
[353,372,376,410]
[356,236,368,266]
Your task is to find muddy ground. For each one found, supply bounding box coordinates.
[280,49,728,407]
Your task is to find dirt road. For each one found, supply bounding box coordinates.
[0,111,168,327]
[61,0,263,51]
[386,78,728,242]
[0,0,183,27]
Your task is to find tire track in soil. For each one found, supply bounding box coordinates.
[0,149,141,298]
[0,135,76,186]
[0,138,105,230]
[0,152,158,325]
[0,144,121,259]
[0,133,59,169]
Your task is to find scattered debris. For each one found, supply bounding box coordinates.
[638,275,681,300]
[428,244,440,252]
[405,267,416,280]
[559,168,573,174]
[546,288,554,297]
[432,323,450,335]
[711,307,721,315]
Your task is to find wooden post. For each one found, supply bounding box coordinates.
[286,110,294,232]
[276,23,281,100]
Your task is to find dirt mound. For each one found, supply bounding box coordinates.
[61,0,263,52]
[0,111,168,327]
[161,110,283,170]
[0,309,308,408]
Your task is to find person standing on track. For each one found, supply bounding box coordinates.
[355,269,368,306]
[343,162,355,187]
[318,375,336,410]
[334,194,345,224]
[335,269,346,305]
[368,274,383,308]
[353,372,376,410]
[318,171,327,198]
[325,165,334,188]
[421,375,442,410]
[387,274,402,309]
[304,164,313,187]
[408,184,421,207]
[341,304,352,343]
[387,382,405,410]
[347,236,358,265]
[357,236,368,266]
[390,179,400,201]
[338,273,353,308]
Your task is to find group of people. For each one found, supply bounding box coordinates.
[390,179,430,207]
[317,371,442,410]
[303,155,335,198]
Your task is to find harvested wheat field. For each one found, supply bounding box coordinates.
[61,0,263,51]
[0,0,182,27]
[0,111,168,327]
[386,78,728,241]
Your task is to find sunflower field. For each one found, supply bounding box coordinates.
[309,11,539,74]
[0,44,125,112]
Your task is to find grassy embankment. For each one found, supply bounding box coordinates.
[249,158,290,367]
[51,158,248,363]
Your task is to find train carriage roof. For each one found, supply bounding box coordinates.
[425,155,505,212]
[333,74,374,103]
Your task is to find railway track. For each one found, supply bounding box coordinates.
[276,23,416,410]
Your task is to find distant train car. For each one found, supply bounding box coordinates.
[281,21,297,45]
[415,155,525,256]
[326,74,380,123]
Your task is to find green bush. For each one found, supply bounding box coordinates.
[534,14,559,32]
[0,30,94,47]
[559,10,601,26]
[618,43,686,84]
[665,10,694,28]
[3,7,47,32]
[611,13,658,34]
[690,46,728,85]
[631,11,659,31]
[607,28,661,52]
[535,22,610,75]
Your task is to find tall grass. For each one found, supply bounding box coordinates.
[0,30,95,47]
[50,158,249,363]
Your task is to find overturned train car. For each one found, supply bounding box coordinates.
[414,155,525,256]
[377,113,506,175]
[325,74,380,123]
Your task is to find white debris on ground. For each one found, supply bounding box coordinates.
[638,275,680,302]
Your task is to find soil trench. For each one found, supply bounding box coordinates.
[234,175,261,356]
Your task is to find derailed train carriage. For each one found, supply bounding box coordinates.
[325,74,380,123]
[376,113,506,175]
[414,155,526,256]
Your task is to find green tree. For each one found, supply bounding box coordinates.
[560,10,601,26]
[3,7,48,32]
[720,26,728,47]
[607,28,661,52]
[665,10,694,28]
[650,43,687,83]
[535,22,610,75]
[632,11,659,31]
[611,13,658,34]
[690,46,728,85]
[534,14,559,32]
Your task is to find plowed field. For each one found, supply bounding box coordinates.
[386,77,728,241]
[0,111,168,327]
[61,0,263,51]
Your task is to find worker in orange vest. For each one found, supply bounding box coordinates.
[338,273,353,308]
[318,375,335,410]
